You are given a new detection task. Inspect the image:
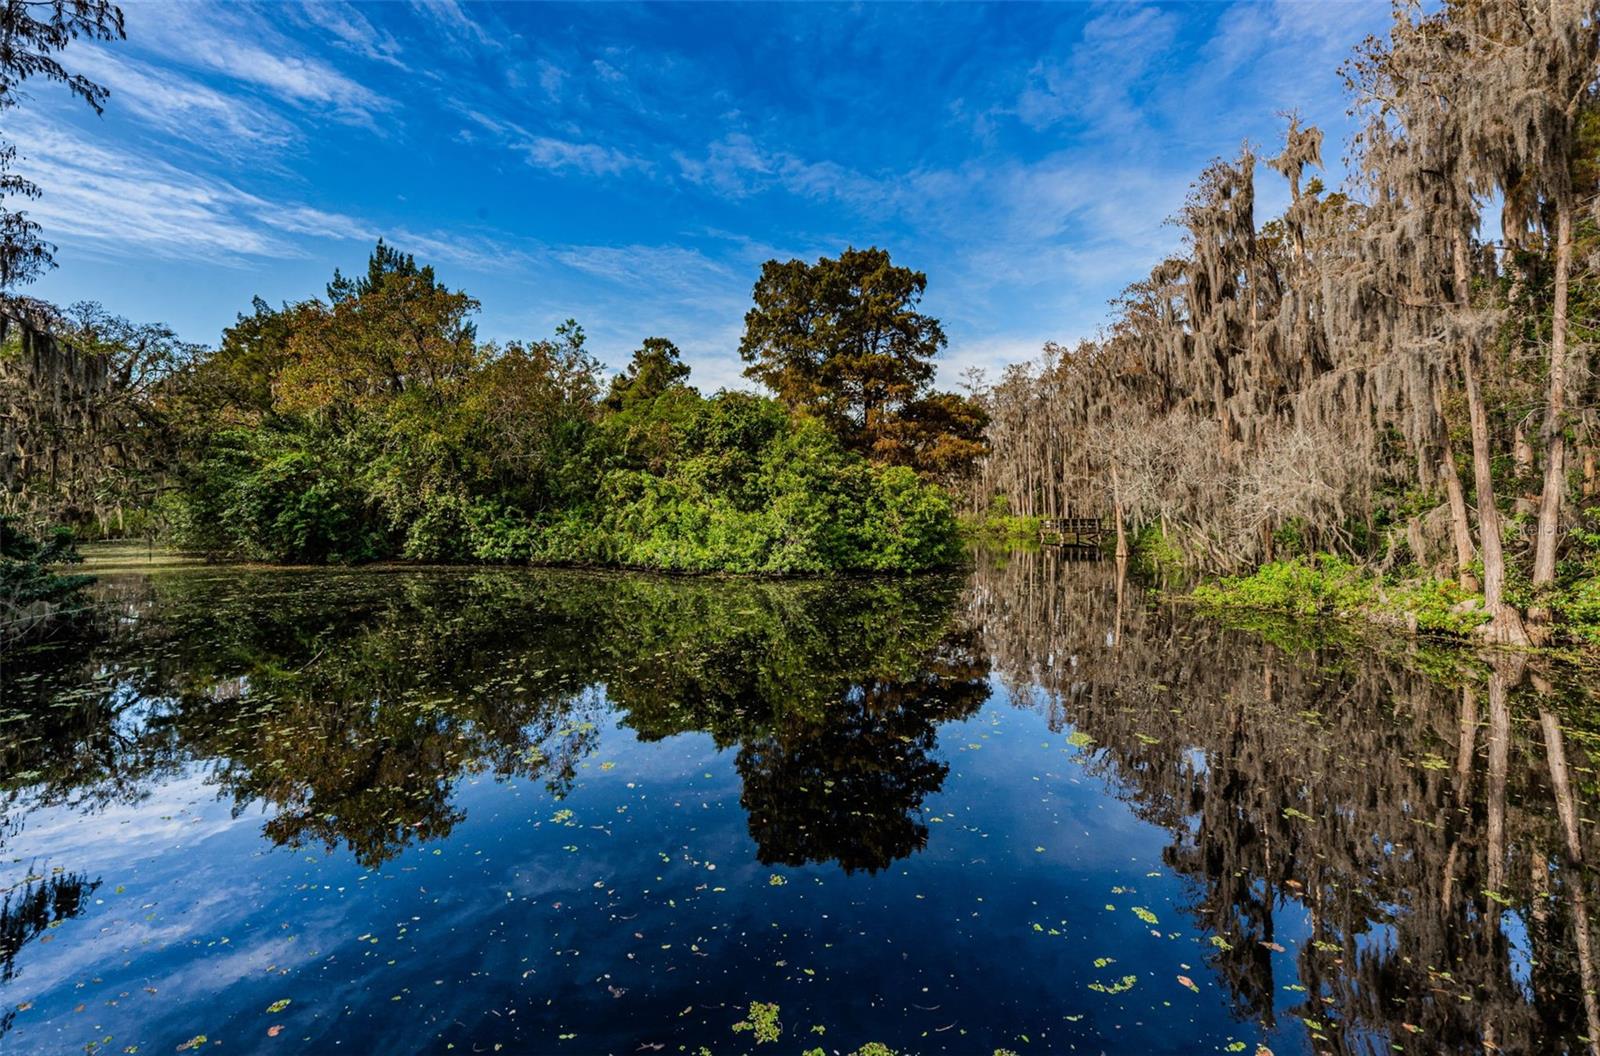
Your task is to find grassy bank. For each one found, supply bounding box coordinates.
[1189,553,1600,653]
[957,499,1041,548]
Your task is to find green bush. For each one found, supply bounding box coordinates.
[1192,554,1489,637]
[171,427,388,563]
[1132,522,1185,578]
[957,494,1041,546]
[1552,568,1600,644]
[1192,555,1371,617]
[167,371,962,574]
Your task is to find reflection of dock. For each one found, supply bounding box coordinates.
[1038,517,1105,555]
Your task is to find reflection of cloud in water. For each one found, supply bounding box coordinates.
[3,770,244,872]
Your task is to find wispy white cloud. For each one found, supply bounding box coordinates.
[18,119,303,261]
[457,107,647,178]
[407,0,498,51]
[13,117,526,277]
[69,44,297,151]
[125,0,387,122]
[521,136,646,178]
[1015,3,1180,135]
[292,1,407,68]
[550,243,738,296]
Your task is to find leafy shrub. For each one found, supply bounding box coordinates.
[1192,555,1371,617]
[957,494,1041,546]
[171,428,387,563]
[1192,554,1491,637]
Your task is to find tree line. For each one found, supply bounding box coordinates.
[2,242,987,573]
[968,0,1599,645]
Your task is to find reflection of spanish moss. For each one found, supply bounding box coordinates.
[0,867,100,984]
[737,631,990,874]
[971,548,1600,1056]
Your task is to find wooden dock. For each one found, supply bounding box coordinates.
[1038,516,1105,550]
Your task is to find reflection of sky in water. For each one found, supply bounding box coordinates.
[2,558,1596,1055]
[6,702,1286,1055]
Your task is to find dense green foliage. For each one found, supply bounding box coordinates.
[0,516,94,647]
[956,494,1040,546]
[1192,555,1498,638]
[151,242,967,573]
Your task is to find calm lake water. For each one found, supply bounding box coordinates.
[3,550,1598,1055]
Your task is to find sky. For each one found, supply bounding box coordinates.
[18,0,1393,392]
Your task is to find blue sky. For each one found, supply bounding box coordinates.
[20,0,1389,391]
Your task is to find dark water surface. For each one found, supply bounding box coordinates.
[3,551,1599,1055]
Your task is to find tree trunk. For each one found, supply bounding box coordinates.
[1541,707,1600,1054]
[1514,418,1534,479]
[1530,201,1573,638]
[1110,460,1129,563]
[1486,667,1511,894]
[1442,684,1477,909]
[1455,233,1528,645]
[1441,442,1478,592]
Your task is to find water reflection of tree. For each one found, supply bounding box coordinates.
[3,568,986,874]
[0,868,100,1040]
[737,630,990,873]
[0,869,99,985]
[971,548,1600,1055]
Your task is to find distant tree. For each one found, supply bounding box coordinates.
[739,247,945,454]
[602,336,692,411]
[0,0,126,289]
[187,296,299,423]
[275,241,481,415]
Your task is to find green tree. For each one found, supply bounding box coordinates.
[738,246,945,456]
[602,336,692,411]
[276,241,480,416]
